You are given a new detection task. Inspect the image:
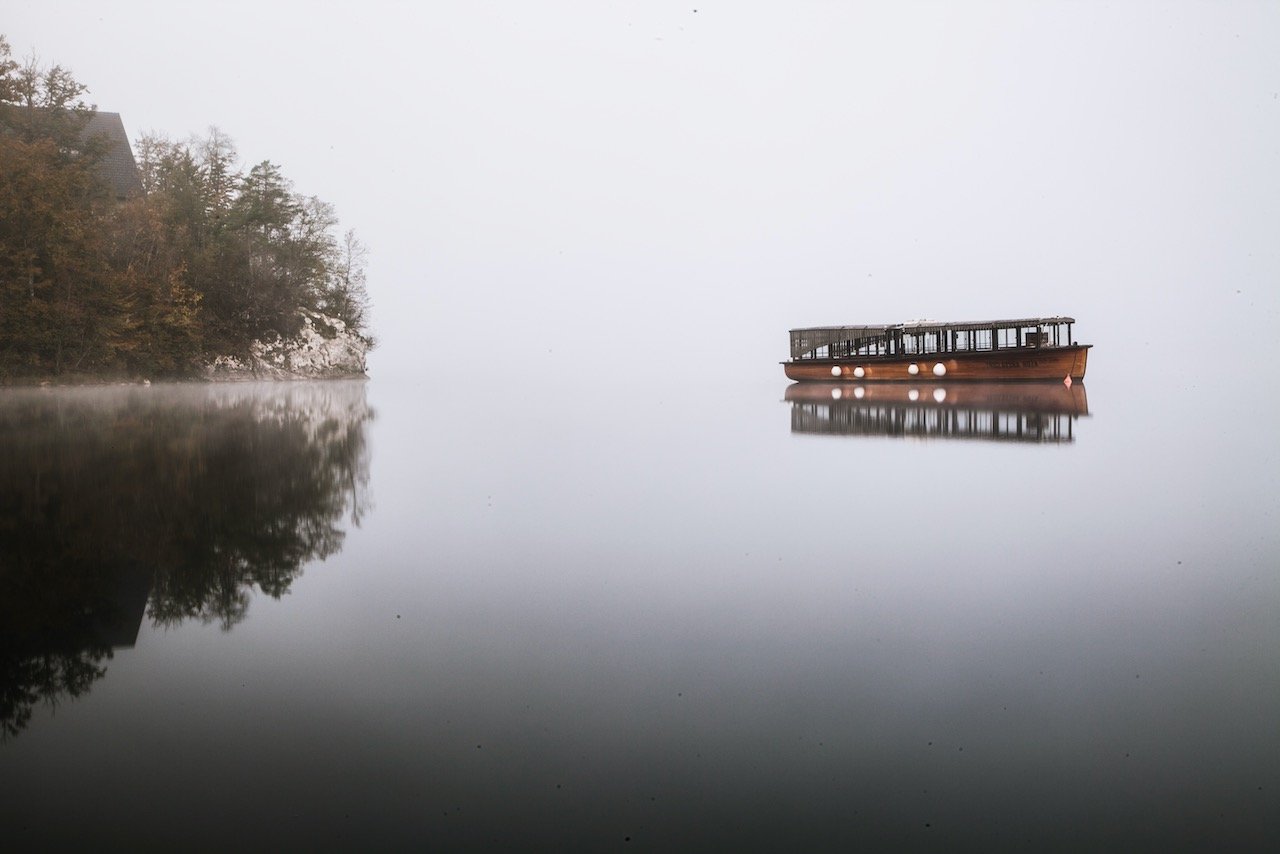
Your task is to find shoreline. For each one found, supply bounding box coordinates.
[1,371,369,388]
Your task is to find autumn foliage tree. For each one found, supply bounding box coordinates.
[0,36,115,375]
[0,36,371,380]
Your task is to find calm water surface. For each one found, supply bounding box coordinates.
[1,368,1276,850]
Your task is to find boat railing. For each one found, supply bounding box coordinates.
[790,319,1078,361]
[794,336,1069,360]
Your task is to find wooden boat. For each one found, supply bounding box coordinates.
[785,381,1089,443]
[785,317,1090,382]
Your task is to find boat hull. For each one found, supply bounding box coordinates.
[783,345,1089,382]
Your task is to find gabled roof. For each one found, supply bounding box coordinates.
[80,111,143,199]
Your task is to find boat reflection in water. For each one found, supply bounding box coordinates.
[786,381,1089,443]
[0,381,372,741]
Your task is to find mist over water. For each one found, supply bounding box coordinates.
[1,355,1275,849]
[3,1,1279,848]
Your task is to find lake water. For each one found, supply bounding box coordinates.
[2,365,1276,850]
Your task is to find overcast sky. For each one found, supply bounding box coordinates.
[6,1,1278,381]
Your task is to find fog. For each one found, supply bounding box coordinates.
[5,7,1280,845]
[7,1,1278,383]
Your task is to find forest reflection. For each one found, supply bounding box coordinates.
[0,381,372,740]
[786,381,1090,443]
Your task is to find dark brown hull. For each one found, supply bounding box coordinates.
[783,345,1090,382]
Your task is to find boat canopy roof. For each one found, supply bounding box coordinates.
[788,317,1076,360]
[789,317,1075,335]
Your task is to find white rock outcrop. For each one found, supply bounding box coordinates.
[204,311,370,381]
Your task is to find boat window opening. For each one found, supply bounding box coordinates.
[788,317,1084,373]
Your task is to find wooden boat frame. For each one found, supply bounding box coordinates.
[785,316,1090,382]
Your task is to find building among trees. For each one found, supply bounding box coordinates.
[0,34,372,381]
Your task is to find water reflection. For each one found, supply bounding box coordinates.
[786,381,1089,443]
[0,382,372,740]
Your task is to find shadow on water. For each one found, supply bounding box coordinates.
[786,381,1090,443]
[0,381,372,741]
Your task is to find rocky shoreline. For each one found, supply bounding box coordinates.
[203,311,371,382]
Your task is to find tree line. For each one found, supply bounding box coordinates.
[0,36,372,380]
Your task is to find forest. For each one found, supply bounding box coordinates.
[0,36,372,380]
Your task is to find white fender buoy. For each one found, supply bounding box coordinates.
[831,366,842,377]
[853,386,865,399]
[908,389,920,402]
[830,388,842,400]
[853,366,865,378]
[933,362,947,376]
[908,363,920,376]
[933,388,947,403]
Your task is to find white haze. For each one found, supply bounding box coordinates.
[6,1,1279,382]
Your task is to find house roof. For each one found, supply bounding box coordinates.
[80,111,143,199]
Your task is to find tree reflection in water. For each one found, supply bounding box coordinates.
[0,381,372,740]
